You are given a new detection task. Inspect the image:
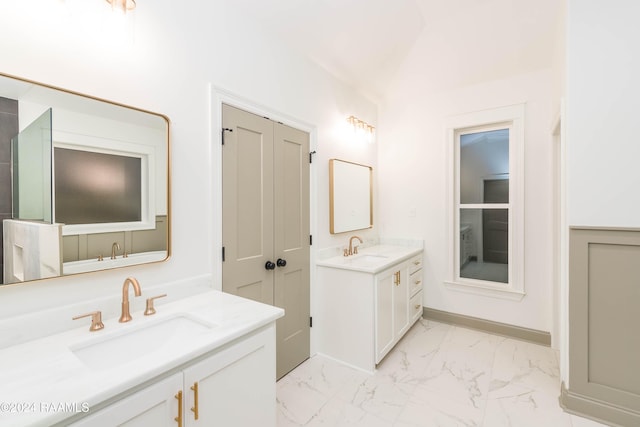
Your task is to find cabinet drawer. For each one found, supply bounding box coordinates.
[410,291,423,322]
[409,269,423,297]
[408,255,423,275]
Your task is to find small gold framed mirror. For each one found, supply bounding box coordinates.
[329,159,373,234]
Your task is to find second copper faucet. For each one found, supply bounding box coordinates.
[348,235,363,256]
[111,242,121,260]
[119,277,142,323]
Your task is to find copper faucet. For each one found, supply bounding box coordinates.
[73,310,105,332]
[119,277,142,323]
[111,242,121,260]
[348,235,363,256]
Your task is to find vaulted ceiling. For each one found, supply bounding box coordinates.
[226,0,565,102]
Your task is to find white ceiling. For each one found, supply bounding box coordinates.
[226,0,564,102]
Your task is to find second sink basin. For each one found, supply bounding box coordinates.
[70,314,216,370]
[355,255,388,262]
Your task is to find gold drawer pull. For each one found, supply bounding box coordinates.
[413,261,420,265]
[191,382,199,420]
[415,304,421,309]
[414,280,422,285]
[175,390,183,427]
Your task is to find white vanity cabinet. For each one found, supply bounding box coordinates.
[182,325,275,427]
[69,374,183,427]
[375,264,410,362]
[69,326,275,427]
[317,247,423,372]
[375,254,422,364]
[408,256,424,324]
[460,225,474,267]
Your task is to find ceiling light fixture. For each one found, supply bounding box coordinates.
[106,0,136,13]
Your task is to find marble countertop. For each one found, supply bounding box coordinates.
[0,290,283,426]
[315,244,422,274]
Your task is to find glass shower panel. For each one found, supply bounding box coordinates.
[11,108,53,223]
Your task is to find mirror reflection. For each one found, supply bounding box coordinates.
[329,159,373,234]
[0,73,170,285]
[458,129,509,283]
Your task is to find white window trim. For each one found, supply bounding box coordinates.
[444,104,525,301]
[53,131,157,235]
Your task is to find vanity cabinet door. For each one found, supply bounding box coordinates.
[410,291,423,323]
[407,254,424,326]
[69,374,183,427]
[408,267,423,297]
[375,268,395,363]
[183,326,276,427]
[394,267,409,337]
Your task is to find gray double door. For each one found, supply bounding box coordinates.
[222,104,310,379]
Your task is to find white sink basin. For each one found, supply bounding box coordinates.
[354,255,388,262]
[70,314,216,370]
[350,254,388,264]
[316,245,422,273]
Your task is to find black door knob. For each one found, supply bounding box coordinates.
[277,258,287,267]
[265,261,276,270]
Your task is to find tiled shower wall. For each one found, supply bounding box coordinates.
[0,97,18,282]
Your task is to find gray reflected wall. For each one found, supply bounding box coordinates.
[0,97,18,282]
[62,215,167,262]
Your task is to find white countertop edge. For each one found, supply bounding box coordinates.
[0,290,283,426]
[316,245,423,274]
[0,274,214,350]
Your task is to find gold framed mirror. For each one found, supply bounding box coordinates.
[329,158,373,234]
[0,72,170,285]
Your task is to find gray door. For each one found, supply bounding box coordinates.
[222,104,274,304]
[482,179,508,264]
[222,104,310,379]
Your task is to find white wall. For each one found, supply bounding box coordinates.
[566,0,640,227]
[379,67,556,332]
[0,1,376,323]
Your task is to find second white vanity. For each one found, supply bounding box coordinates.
[316,244,423,372]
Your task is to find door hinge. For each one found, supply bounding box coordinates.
[222,246,225,262]
[309,235,313,245]
[309,151,316,164]
[222,128,233,145]
[310,317,313,328]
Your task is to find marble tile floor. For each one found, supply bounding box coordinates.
[276,319,608,427]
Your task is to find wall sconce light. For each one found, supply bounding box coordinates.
[347,115,375,143]
[106,0,136,13]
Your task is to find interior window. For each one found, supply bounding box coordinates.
[458,128,509,284]
[445,103,525,299]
